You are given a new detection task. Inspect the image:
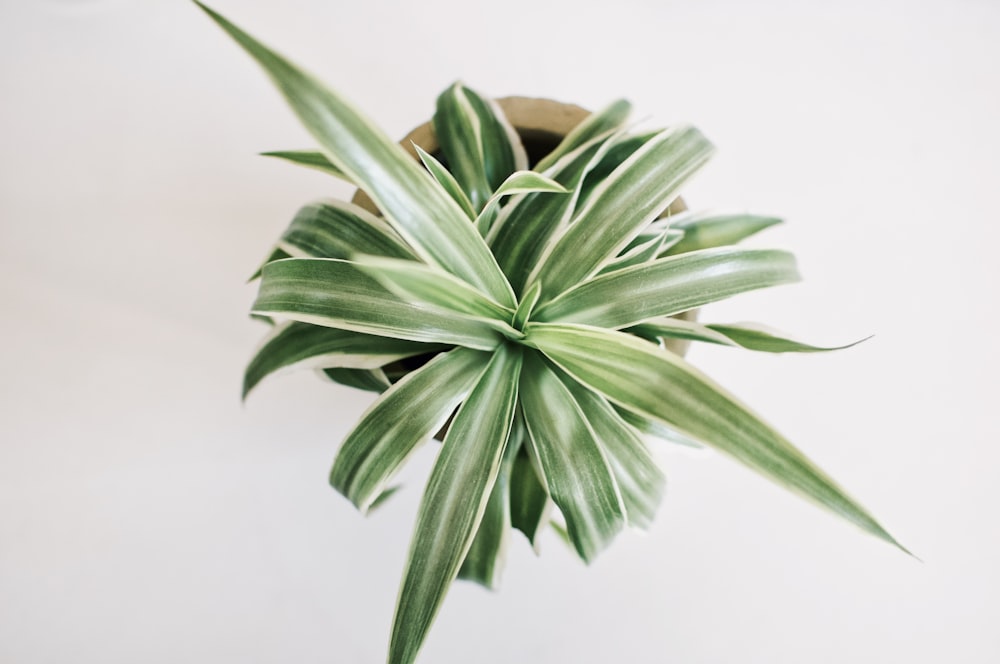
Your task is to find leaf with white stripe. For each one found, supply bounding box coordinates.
[350,255,516,326]
[413,144,476,220]
[196,4,514,306]
[663,210,782,256]
[475,171,568,235]
[519,352,626,562]
[525,323,905,551]
[389,346,522,664]
[243,321,443,399]
[260,149,350,181]
[280,199,415,260]
[529,126,715,300]
[534,99,632,172]
[330,346,490,511]
[534,248,800,329]
[252,258,503,350]
[558,374,666,529]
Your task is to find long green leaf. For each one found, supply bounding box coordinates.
[614,405,704,449]
[519,352,626,562]
[707,323,869,353]
[534,248,800,329]
[458,421,523,588]
[390,345,522,664]
[529,126,715,300]
[196,4,514,306]
[663,210,783,256]
[509,440,551,548]
[349,255,516,328]
[557,374,666,529]
[279,199,415,260]
[525,323,904,550]
[534,99,632,172]
[260,149,350,180]
[252,258,503,350]
[243,321,442,399]
[330,346,490,511]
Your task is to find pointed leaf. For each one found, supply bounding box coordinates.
[413,144,476,220]
[707,323,869,353]
[389,346,522,664]
[322,366,391,393]
[243,321,443,399]
[509,441,551,548]
[663,210,783,256]
[330,346,490,510]
[260,149,350,180]
[525,323,903,549]
[529,126,715,300]
[534,248,800,329]
[196,4,514,306]
[475,170,568,235]
[280,199,415,260]
[534,99,632,172]
[519,352,626,562]
[252,258,503,350]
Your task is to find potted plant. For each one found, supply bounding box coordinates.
[197,4,905,664]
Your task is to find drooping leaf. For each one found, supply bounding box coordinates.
[534,99,632,172]
[458,421,524,588]
[243,321,443,399]
[509,440,551,548]
[196,4,515,306]
[413,144,477,220]
[260,149,350,180]
[706,322,869,353]
[662,210,783,256]
[519,352,626,562]
[330,346,490,511]
[534,248,799,329]
[389,345,522,664]
[529,126,715,300]
[474,170,568,235]
[525,323,904,550]
[557,373,666,529]
[252,258,504,350]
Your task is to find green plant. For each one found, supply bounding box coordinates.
[197,4,904,663]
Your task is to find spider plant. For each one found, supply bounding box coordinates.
[197,4,904,663]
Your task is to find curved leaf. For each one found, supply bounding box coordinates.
[707,323,869,353]
[321,366,391,393]
[252,258,503,350]
[509,440,551,548]
[525,323,904,551]
[243,321,443,399]
[196,4,515,306]
[279,199,415,260]
[330,346,491,511]
[475,170,568,235]
[389,345,522,664]
[534,248,800,329]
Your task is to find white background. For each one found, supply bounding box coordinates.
[2,1,998,662]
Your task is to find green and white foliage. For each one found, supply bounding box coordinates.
[197,4,903,664]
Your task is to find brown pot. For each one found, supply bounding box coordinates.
[353,96,696,374]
